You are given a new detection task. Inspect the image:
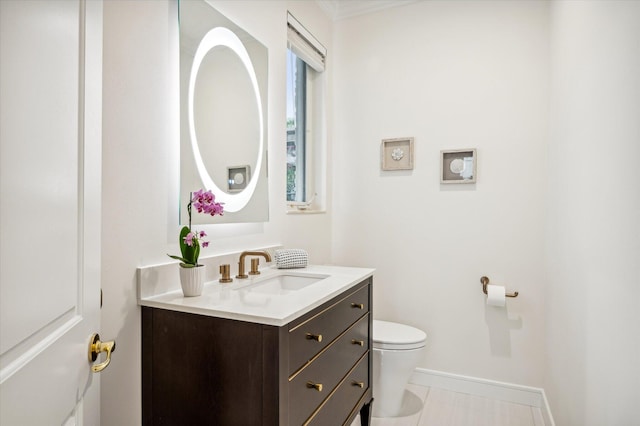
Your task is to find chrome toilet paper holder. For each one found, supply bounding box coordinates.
[481,276,519,298]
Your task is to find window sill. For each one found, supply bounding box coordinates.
[286,208,326,215]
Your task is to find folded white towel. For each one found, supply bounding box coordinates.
[274,249,308,269]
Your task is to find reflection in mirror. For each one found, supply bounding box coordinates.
[180,0,269,224]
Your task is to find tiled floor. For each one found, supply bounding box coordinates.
[351,384,545,426]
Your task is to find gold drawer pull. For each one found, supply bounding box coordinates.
[350,303,364,309]
[351,339,364,346]
[351,381,365,388]
[306,333,323,342]
[307,381,323,392]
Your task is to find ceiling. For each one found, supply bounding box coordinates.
[315,0,419,21]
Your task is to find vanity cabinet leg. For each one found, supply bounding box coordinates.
[359,398,373,426]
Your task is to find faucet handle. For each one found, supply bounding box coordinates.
[249,258,261,275]
[219,264,233,283]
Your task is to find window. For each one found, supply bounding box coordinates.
[286,50,307,202]
[286,13,326,210]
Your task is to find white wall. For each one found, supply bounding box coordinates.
[332,1,550,386]
[545,1,640,424]
[101,1,333,424]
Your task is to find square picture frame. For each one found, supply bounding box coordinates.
[381,137,414,171]
[440,149,477,184]
[227,165,251,192]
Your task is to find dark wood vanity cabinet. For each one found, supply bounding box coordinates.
[142,278,373,426]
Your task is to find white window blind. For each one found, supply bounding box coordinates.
[287,12,326,73]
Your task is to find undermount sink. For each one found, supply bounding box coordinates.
[235,273,329,295]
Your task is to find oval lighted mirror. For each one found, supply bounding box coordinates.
[179,0,269,224]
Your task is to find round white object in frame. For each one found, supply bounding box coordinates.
[449,158,465,174]
[391,148,405,161]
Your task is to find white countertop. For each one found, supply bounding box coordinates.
[138,265,374,326]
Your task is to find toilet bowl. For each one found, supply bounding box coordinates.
[372,320,427,418]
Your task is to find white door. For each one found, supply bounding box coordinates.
[0,1,106,424]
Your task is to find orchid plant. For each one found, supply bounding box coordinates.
[168,189,224,268]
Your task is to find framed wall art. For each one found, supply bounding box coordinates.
[440,149,477,183]
[381,137,414,171]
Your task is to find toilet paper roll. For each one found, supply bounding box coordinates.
[486,284,506,307]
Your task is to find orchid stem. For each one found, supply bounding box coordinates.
[188,192,192,230]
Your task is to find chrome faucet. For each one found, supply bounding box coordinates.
[236,250,272,279]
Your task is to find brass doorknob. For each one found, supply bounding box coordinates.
[88,333,116,373]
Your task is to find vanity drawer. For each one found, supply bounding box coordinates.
[289,314,369,426]
[289,283,370,375]
[305,352,369,426]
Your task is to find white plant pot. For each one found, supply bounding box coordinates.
[179,265,205,297]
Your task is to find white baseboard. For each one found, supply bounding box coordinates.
[410,368,555,426]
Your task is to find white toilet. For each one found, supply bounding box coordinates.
[372,320,427,418]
